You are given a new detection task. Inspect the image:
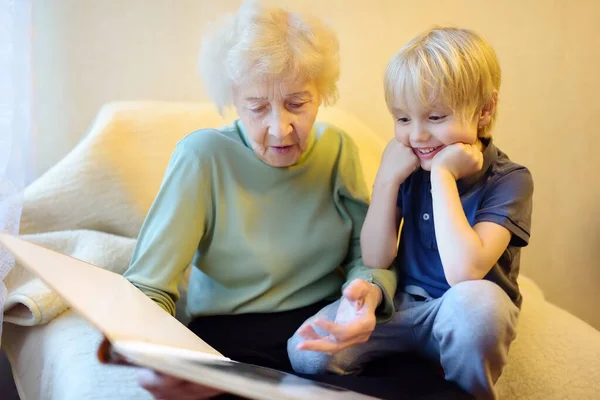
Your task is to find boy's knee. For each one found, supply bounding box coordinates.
[287,331,367,375]
[441,280,518,352]
[287,333,331,374]
[446,280,505,306]
[286,300,341,374]
[287,344,364,376]
[445,280,514,321]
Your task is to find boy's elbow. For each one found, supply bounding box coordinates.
[444,263,487,286]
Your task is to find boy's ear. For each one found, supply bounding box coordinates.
[478,91,498,127]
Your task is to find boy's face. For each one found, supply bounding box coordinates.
[391,100,481,171]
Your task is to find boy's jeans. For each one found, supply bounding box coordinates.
[288,280,519,400]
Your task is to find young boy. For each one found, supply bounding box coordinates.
[289,27,533,399]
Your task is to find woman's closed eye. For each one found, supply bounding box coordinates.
[288,102,307,110]
[249,105,267,114]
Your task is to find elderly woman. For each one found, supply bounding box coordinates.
[123,1,396,398]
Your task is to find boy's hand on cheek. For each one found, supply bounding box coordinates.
[376,139,420,186]
[432,143,483,180]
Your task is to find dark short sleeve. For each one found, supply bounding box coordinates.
[475,167,534,247]
[397,184,403,210]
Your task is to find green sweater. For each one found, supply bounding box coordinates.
[124,120,397,321]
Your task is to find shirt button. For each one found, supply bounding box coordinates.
[423,213,430,221]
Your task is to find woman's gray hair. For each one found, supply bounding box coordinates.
[199,0,340,113]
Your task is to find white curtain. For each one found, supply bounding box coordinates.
[0,0,31,345]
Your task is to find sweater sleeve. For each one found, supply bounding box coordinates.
[334,132,398,323]
[124,141,212,316]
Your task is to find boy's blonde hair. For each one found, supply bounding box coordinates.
[384,27,501,138]
[199,0,340,114]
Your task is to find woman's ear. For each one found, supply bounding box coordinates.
[478,91,498,127]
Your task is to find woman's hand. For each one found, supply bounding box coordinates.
[138,369,223,400]
[295,279,381,354]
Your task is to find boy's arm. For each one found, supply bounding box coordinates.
[334,135,399,321]
[431,168,511,285]
[431,143,533,285]
[360,181,402,269]
[361,139,419,268]
[340,194,397,322]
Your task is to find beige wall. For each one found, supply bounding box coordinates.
[32,0,600,328]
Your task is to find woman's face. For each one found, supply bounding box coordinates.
[233,78,321,167]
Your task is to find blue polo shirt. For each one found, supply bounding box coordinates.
[396,140,533,307]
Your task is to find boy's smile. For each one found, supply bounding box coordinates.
[413,145,444,160]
